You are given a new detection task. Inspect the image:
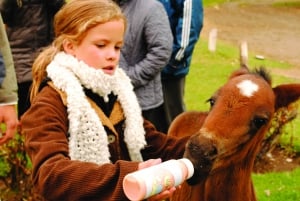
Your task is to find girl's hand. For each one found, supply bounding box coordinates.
[147,186,177,201]
[0,105,19,145]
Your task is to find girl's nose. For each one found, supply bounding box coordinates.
[107,48,119,60]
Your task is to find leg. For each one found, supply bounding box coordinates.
[17,81,32,119]
[162,76,186,126]
[142,103,168,133]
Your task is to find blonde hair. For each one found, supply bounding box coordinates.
[30,0,126,101]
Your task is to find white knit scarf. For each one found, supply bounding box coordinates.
[46,52,146,164]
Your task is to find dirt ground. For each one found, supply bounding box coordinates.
[201,0,300,173]
[201,0,300,80]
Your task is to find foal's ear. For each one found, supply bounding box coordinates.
[229,64,250,79]
[273,83,300,110]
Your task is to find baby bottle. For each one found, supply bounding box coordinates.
[123,158,194,200]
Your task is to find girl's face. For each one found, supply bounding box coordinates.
[64,19,125,75]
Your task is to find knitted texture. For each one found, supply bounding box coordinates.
[46,52,146,164]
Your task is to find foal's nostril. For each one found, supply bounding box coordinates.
[207,145,218,158]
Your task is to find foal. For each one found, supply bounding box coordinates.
[169,65,300,201]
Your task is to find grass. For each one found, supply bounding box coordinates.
[273,1,300,8]
[203,0,240,6]
[253,168,300,201]
[185,37,300,200]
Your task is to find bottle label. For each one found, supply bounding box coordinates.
[160,160,184,186]
[145,169,174,197]
[144,160,184,198]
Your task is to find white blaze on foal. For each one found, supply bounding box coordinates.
[237,80,259,97]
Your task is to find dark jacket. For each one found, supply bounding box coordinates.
[159,0,203,79]
[0,0,65,83]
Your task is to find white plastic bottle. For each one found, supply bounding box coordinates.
[123,158,194,200]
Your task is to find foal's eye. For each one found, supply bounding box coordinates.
[206,98,216,107]
[253,117,268,129]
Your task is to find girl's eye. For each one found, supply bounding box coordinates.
[96,44,105,48]
[115,45,122,50]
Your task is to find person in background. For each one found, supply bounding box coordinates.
[0,13,18,145]
[21,0,191,200]
[113,0,173,133]
[0,0,66,118]
[159,0,203,129]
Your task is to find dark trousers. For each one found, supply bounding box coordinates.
[142,103,168,134]
[162,76,186,128]
[17,81,32,119]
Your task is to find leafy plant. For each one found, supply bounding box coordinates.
[0,134,42,200]
[258,102,299,161]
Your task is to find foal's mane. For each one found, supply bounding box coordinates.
[251,67,272,85]
[231,65,272,85]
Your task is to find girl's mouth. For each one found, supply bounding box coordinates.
[102,66,115,75]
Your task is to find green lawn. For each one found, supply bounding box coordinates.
[253,168,300,201]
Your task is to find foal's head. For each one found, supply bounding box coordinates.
[185,65,291,184]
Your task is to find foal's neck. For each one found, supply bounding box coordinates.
[202,163,257,201]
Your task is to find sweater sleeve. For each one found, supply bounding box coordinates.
[121,2,173,88]
[21,86,139,201]
[171,0,203,64]
[0,14,18,105]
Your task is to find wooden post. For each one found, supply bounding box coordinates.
[240,41,248,67]
[208,28,218,52]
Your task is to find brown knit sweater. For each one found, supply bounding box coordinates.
[21,85,189,200]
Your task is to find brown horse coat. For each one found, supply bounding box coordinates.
[169,66,300,201]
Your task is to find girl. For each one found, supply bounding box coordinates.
[21,0,190,200]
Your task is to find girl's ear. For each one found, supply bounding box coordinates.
[63,39,76,55]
